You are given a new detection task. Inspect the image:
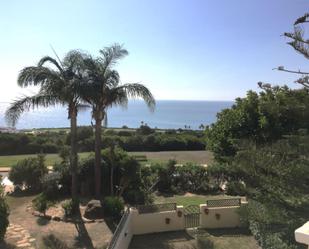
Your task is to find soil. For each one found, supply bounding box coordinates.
[1,195,113,249]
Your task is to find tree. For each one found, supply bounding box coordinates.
[211,136,309,249]
[5,51,87,202]
[205,86,309,161]
[273,13,309,89]
[82,44,155,199]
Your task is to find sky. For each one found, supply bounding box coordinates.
[0,0,309,102]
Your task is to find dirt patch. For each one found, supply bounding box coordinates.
[5,195,113,249]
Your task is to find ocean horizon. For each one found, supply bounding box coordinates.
[0,100,234,130]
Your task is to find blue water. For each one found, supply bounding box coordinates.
[0,100,233,130]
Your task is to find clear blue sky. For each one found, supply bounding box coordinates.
[0,0,308,101]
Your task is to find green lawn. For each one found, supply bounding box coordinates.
[0,152,92,167]
[154,194,238,207]
[0,150,212,167]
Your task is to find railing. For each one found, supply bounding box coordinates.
[206,198,241,207]
[136,203,177,214]
[108,208,130,249]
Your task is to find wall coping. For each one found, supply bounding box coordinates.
[295,221,309,246]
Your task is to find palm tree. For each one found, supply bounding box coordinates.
[82,44,156,199]
[5,51,87,202]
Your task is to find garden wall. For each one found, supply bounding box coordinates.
[200,204,243,229]
[109,210,134,249]
[131,206,184,235]
[108,201,247,249]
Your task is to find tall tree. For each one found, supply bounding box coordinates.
[5,51,87,202]
[274,13,309,88]
[82,44,155,199]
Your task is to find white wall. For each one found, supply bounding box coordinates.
[112,211,134,249]
[200,204,244,229]
[110,203,246,249]
[132,206,185,235]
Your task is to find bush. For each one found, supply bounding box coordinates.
[62,199,79,217]
[103,196,124,218]
[41,172,61,200]
[32,193,48,215]
[9,154,48,190]
[226,181,247,196]
[123,189,154,205]
[137,124,154,135]
[0,179,9,242]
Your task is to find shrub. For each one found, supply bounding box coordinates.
[137,124,154,135]
[226,181,247,196]
[123,189,154,205]
[9,154,48,190]
[103,196,124,218]
[32,193,48,215]
[62,199,79,217]
[41,172,61,200]
[0,179,9,241]
[117,130,133,136]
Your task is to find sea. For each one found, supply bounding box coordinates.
[0,100,233,130]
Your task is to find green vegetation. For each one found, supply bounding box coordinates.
[205,86,309,161]
[0,150,211,167]
[32,193,48,215]
[62,199,79,217]
[0,126,205,156]
[204,14,309,249]
[9,154,48,190]
[0,176,9,242]
[154,160,213,194]
[103,196,124,218]
[207,98,309,248]
[80,44,156,198]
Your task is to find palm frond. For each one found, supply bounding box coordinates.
[18,66,63,87]
[38,56,64,73]
[99,43,128,74]
[294,13,309,25]
[5,93,59,127]
[116,83,156,111]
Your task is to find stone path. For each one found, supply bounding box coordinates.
[5,223,36,248]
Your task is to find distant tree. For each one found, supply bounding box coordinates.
[272,13,309,89]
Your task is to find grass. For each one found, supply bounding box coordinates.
[0,150,212,167]
[154,194,237,207]
[0,152,92,167]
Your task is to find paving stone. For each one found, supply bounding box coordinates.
[17,238,29,244]
[16,242,31,247]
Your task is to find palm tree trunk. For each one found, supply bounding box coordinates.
[110,165,114,196]
[70,108,78,201]
[110,145,115,196]
[94,117,102,199]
